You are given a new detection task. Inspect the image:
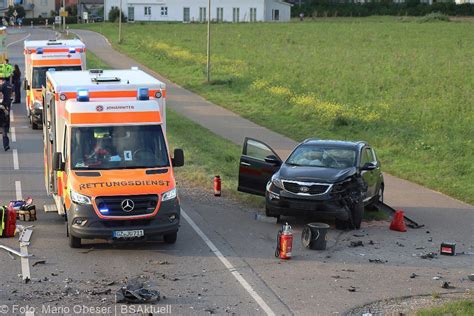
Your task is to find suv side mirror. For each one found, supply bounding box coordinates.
[361,162,377,171]
[52,152,65,171]
[172,149,184,167]
[264,155,282,166]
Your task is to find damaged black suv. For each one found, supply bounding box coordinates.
[238,138,384,229]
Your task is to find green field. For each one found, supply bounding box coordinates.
[78,18,474,204]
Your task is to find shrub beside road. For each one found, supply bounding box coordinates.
[79,19,473,204]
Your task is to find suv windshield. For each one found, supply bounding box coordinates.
[286,145,356,169]
[71,125,170,170]
[32,66,82,89]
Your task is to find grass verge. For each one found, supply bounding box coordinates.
[76,19,473,204]
[416,299,474,316]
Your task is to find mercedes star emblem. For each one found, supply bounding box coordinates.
[121,199,135,212]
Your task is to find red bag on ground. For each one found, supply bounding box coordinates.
[390,210,407,232]
[1,206,16,237]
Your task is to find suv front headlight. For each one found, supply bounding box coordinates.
[70,190,92,205]
[271,174,284,189]
[162,188,177,201]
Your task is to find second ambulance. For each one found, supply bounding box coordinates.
[24,39,86,129]
[43,68,184,248]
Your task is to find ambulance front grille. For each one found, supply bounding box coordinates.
[95,194,158,217]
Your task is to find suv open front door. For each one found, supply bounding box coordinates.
[238,137,282,196]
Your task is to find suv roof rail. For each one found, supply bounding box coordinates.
[303,138,320,143]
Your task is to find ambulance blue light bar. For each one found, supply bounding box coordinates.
[36,48,44,54]
[48,68,56,72]
[99,208,109,214]
[137,88,149,100]
[69,47,76,53]
[77,89,90,102]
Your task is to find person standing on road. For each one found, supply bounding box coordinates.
[12,64,21,104]
[4,59,13,83]
[0,77,13,151]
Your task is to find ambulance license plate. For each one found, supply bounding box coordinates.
[113,230,144,238]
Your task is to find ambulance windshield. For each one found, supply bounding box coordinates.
[32,66,82,89]
[71,125,170,170]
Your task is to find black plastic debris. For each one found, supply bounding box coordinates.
[32,260,46,267]
[347,286,357,292]
[441,281,455,289]
[349,241,364,248]
[410,273,417,279]
[420,252,437,259]
[396,242,405,247]
[115,278,160,304]
[368,259,387,264]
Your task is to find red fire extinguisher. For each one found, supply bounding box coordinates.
[275,223,293,260]
[213,175,221,196]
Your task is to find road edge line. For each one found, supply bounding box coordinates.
[181,208,276,316]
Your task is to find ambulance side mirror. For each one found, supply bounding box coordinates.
[172,149,184,168]
[23,80,30,91]
[52,152,65,171]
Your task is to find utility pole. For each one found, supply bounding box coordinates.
[118,0,122,43]
[62,0,65,31]
[206,0,211,83]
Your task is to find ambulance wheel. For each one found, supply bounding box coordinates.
[68,231,82,248]
[163,232,177,244]
[30,116,38,130]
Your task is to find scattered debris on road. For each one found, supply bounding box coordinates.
[441,281,455,289]
[410,273,417,279]
[115,277,160,304]
[347,286,357,292]
[32,260,46,267]
[440,242,456,256]
[349,241,364,248]
[368,259,387,264]
[420,252,437,259]
[396,242,405,247]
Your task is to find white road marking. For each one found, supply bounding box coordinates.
[12,149,19,170]
[181,208,276,316]
[6,32,31,47]
[11,127,16,142]
[15,181,22,200]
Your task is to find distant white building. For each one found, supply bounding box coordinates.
[104,0,292,23]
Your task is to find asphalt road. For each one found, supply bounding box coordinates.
[0,28,472,316]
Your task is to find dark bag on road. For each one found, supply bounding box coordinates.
[1,205,16,238]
